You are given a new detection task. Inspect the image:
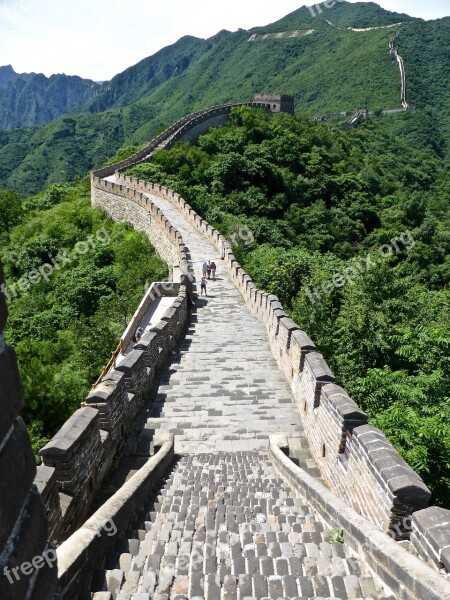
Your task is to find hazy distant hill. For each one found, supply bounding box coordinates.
[0,2,448,195]
[0,65,99,129]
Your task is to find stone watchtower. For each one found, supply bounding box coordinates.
[253,93,295,115]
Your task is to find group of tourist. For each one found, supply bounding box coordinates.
[200,260,217,296]
[202,260,217,280]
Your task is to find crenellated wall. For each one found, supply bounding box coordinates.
[34,201,191,544]
[36,285,189,545]
[91,103,254,181]
[270,437,450,600]
[0,263,57,599]
[91,183,183,280]
[4,97,446,599]
[7,97,445,595]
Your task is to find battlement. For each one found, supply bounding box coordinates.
[36,278,190,545]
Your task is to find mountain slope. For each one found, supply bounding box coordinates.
[86,35,209,113]
[0,66,99,129]
[0,65,20,87]
[0,1,448,195]
[85,2,417,116]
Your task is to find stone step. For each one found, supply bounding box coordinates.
[93,453,380,600]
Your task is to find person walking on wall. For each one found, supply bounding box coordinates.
[200,277,207,296]
[210,260,217,280]
[202,261,208,278]
[206,261,212,279]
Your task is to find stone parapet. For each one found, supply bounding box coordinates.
[56,436,174,599]
[34,154,191,543]
[269,438,450,600]
[411,506,450,572]
[86,101,447,576]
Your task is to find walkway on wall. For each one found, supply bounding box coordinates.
[132,186,307,455]
[89,177,391,598]
[89,175,389,598]
[79,92,450,598]
[114,295,178,360]
[389,30,409,109]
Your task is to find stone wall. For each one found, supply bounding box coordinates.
[176,113,229,144]
[91,98,294,183]
[91,183,181,279]
[253,93,295,114]
[89,100,450,577]
[91,103,253,181]
[411,507,450,573]
[36,143,196,547]
[110,171,450,572]
[270,438,450,600]
[56,434,174,599]
[120,281,180,352]
[0,263,57,599]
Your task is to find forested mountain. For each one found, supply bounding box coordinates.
[0,2,448,196]
[85,35,208,113]
[0,65,99,129]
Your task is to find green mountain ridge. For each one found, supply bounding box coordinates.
[253,1,416,32]
[86,35,208,113]
[0,1,448,196]
[0,65,99,129]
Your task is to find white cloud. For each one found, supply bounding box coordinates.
[0,0,448,80]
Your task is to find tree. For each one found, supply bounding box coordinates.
[0,190,22,232]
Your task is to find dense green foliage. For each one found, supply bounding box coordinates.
[0,179,167,455]
[127,107,450,506]
[0,2,448,196]
[0,65,99,129]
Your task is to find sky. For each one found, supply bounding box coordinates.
[0,0,448,81]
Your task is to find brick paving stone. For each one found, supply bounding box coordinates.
[99,453,380,600]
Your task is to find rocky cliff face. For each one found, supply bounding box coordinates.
[0,65,99,129]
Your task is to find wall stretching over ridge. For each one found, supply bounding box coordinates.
[86,99,450,578]
[0,263,57,599]
[92,103,252,181]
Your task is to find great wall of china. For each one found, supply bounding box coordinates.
[1,97,450,600]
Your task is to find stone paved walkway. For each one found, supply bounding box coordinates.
[93,452,383,600]
[141,192,305,454]
[91,181,392,599]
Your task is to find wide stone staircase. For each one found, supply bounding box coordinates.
[91,452,384,600]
